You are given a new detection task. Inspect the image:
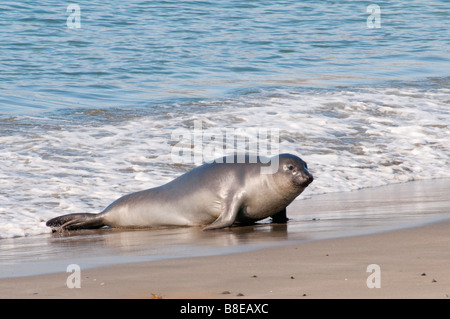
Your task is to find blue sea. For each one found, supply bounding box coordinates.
[0,0,449,238]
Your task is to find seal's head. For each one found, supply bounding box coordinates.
[276,153,314,189]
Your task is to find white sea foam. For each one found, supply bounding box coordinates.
[0,87,449,238]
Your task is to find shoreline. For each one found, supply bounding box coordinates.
[0,178,449,298]
[1,218,449,299]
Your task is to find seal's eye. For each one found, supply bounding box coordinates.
[287,165,294,170]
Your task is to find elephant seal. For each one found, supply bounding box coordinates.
[46,153,313,231]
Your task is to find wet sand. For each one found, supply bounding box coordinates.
[0,179,449,298]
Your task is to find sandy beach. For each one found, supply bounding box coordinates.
[0,179,449,299]
[1,0,449,306]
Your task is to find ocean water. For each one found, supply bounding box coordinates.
[0,1,449,239]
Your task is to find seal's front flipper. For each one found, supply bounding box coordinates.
[46,213,105,231]
[202,207,239,231]
[203,192,244,231]
[270,208,289,223]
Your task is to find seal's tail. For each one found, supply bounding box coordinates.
[46,213,105,231]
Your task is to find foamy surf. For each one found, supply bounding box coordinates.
[0,86,449,238]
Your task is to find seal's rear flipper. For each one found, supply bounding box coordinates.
[46,213,105,232]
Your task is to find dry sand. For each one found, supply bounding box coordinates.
[0,179,449,299]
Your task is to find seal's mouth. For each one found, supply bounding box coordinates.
[293,174,314,188]
[303,175,314,187]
